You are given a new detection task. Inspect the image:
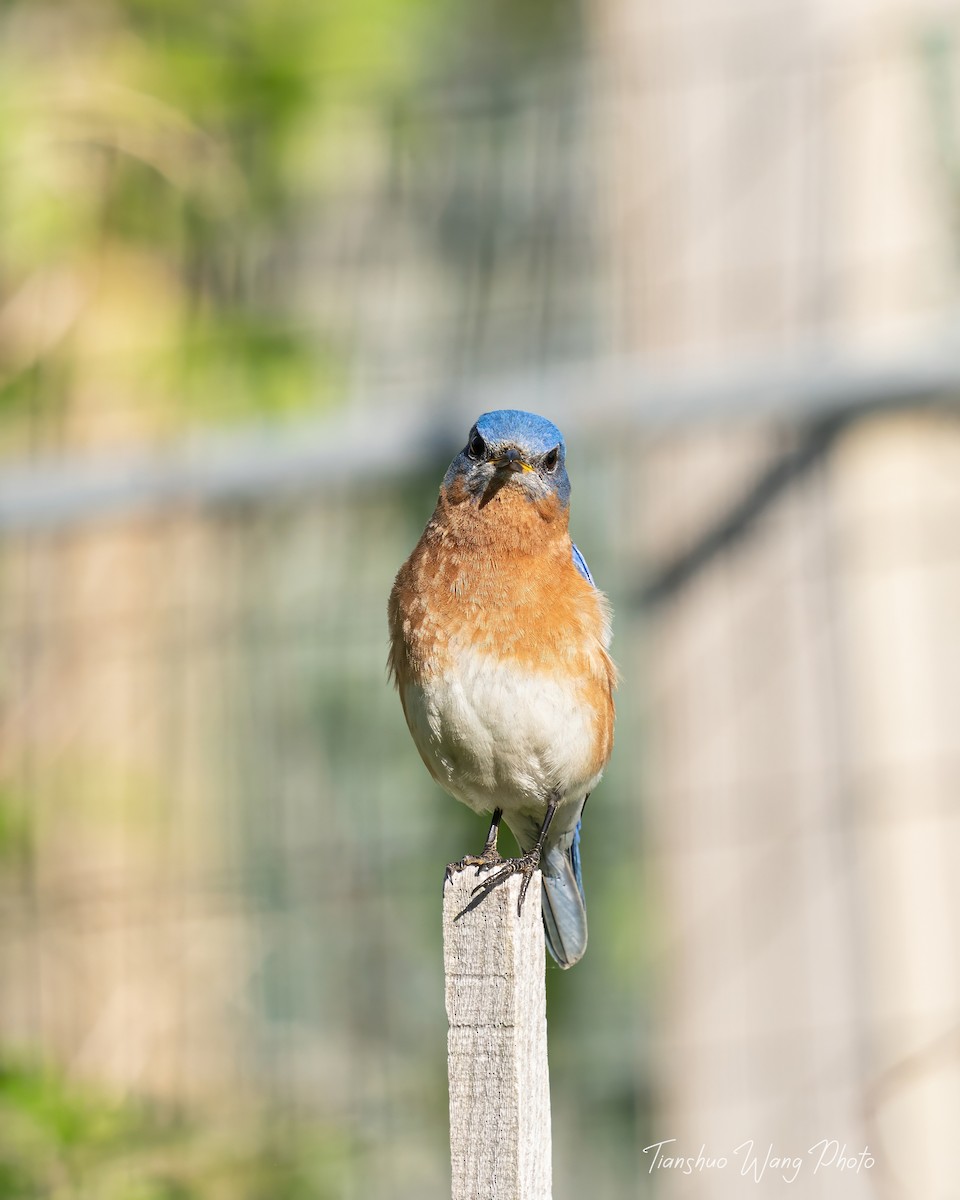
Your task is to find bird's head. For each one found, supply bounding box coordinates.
[442,410,570,510]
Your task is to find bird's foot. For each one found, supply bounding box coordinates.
[469,848,541,915]
[444,847,504,884]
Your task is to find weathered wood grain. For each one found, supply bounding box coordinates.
[443,868,551,1200]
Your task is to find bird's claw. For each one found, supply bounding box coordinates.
[469,849,541,915]
[444,848,505,886]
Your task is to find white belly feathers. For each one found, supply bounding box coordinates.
[402,645,604,818]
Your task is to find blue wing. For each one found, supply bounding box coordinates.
[540,541,596,967]
[571,542,594,586]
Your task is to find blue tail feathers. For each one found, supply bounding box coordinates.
[540,819,587,968]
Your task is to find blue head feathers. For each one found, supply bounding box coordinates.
[443,409,571,508]
[474,410,566,459]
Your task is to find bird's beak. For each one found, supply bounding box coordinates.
[493,448,534,474]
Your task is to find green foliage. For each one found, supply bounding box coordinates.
[0,0,438,437]
[0,790,30,864]
[0,1059,354,1200]
[0,1060,166,1198]
[177,317,341,421]
[0,0,585,439]
[1,1061,141,1154]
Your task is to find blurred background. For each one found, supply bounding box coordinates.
[0,0,959,1197]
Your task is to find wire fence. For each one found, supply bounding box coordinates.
[1,380,958,1199]
[1,2,960,1197]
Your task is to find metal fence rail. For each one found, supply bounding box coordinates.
[2,339,959,533]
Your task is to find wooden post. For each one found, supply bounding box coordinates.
[443,868,552,1200]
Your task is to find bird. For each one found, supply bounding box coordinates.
[387,409,616,968]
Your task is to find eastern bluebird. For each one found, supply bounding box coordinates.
[388,410,616,968]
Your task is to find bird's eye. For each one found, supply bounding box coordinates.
[542,446,560,473]
[467,431,486,460]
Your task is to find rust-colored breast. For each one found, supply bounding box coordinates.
[388,482,616,774]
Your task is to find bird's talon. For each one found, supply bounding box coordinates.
[445,849,504,884]
[517,867,536,914]
[468,849,541,910]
